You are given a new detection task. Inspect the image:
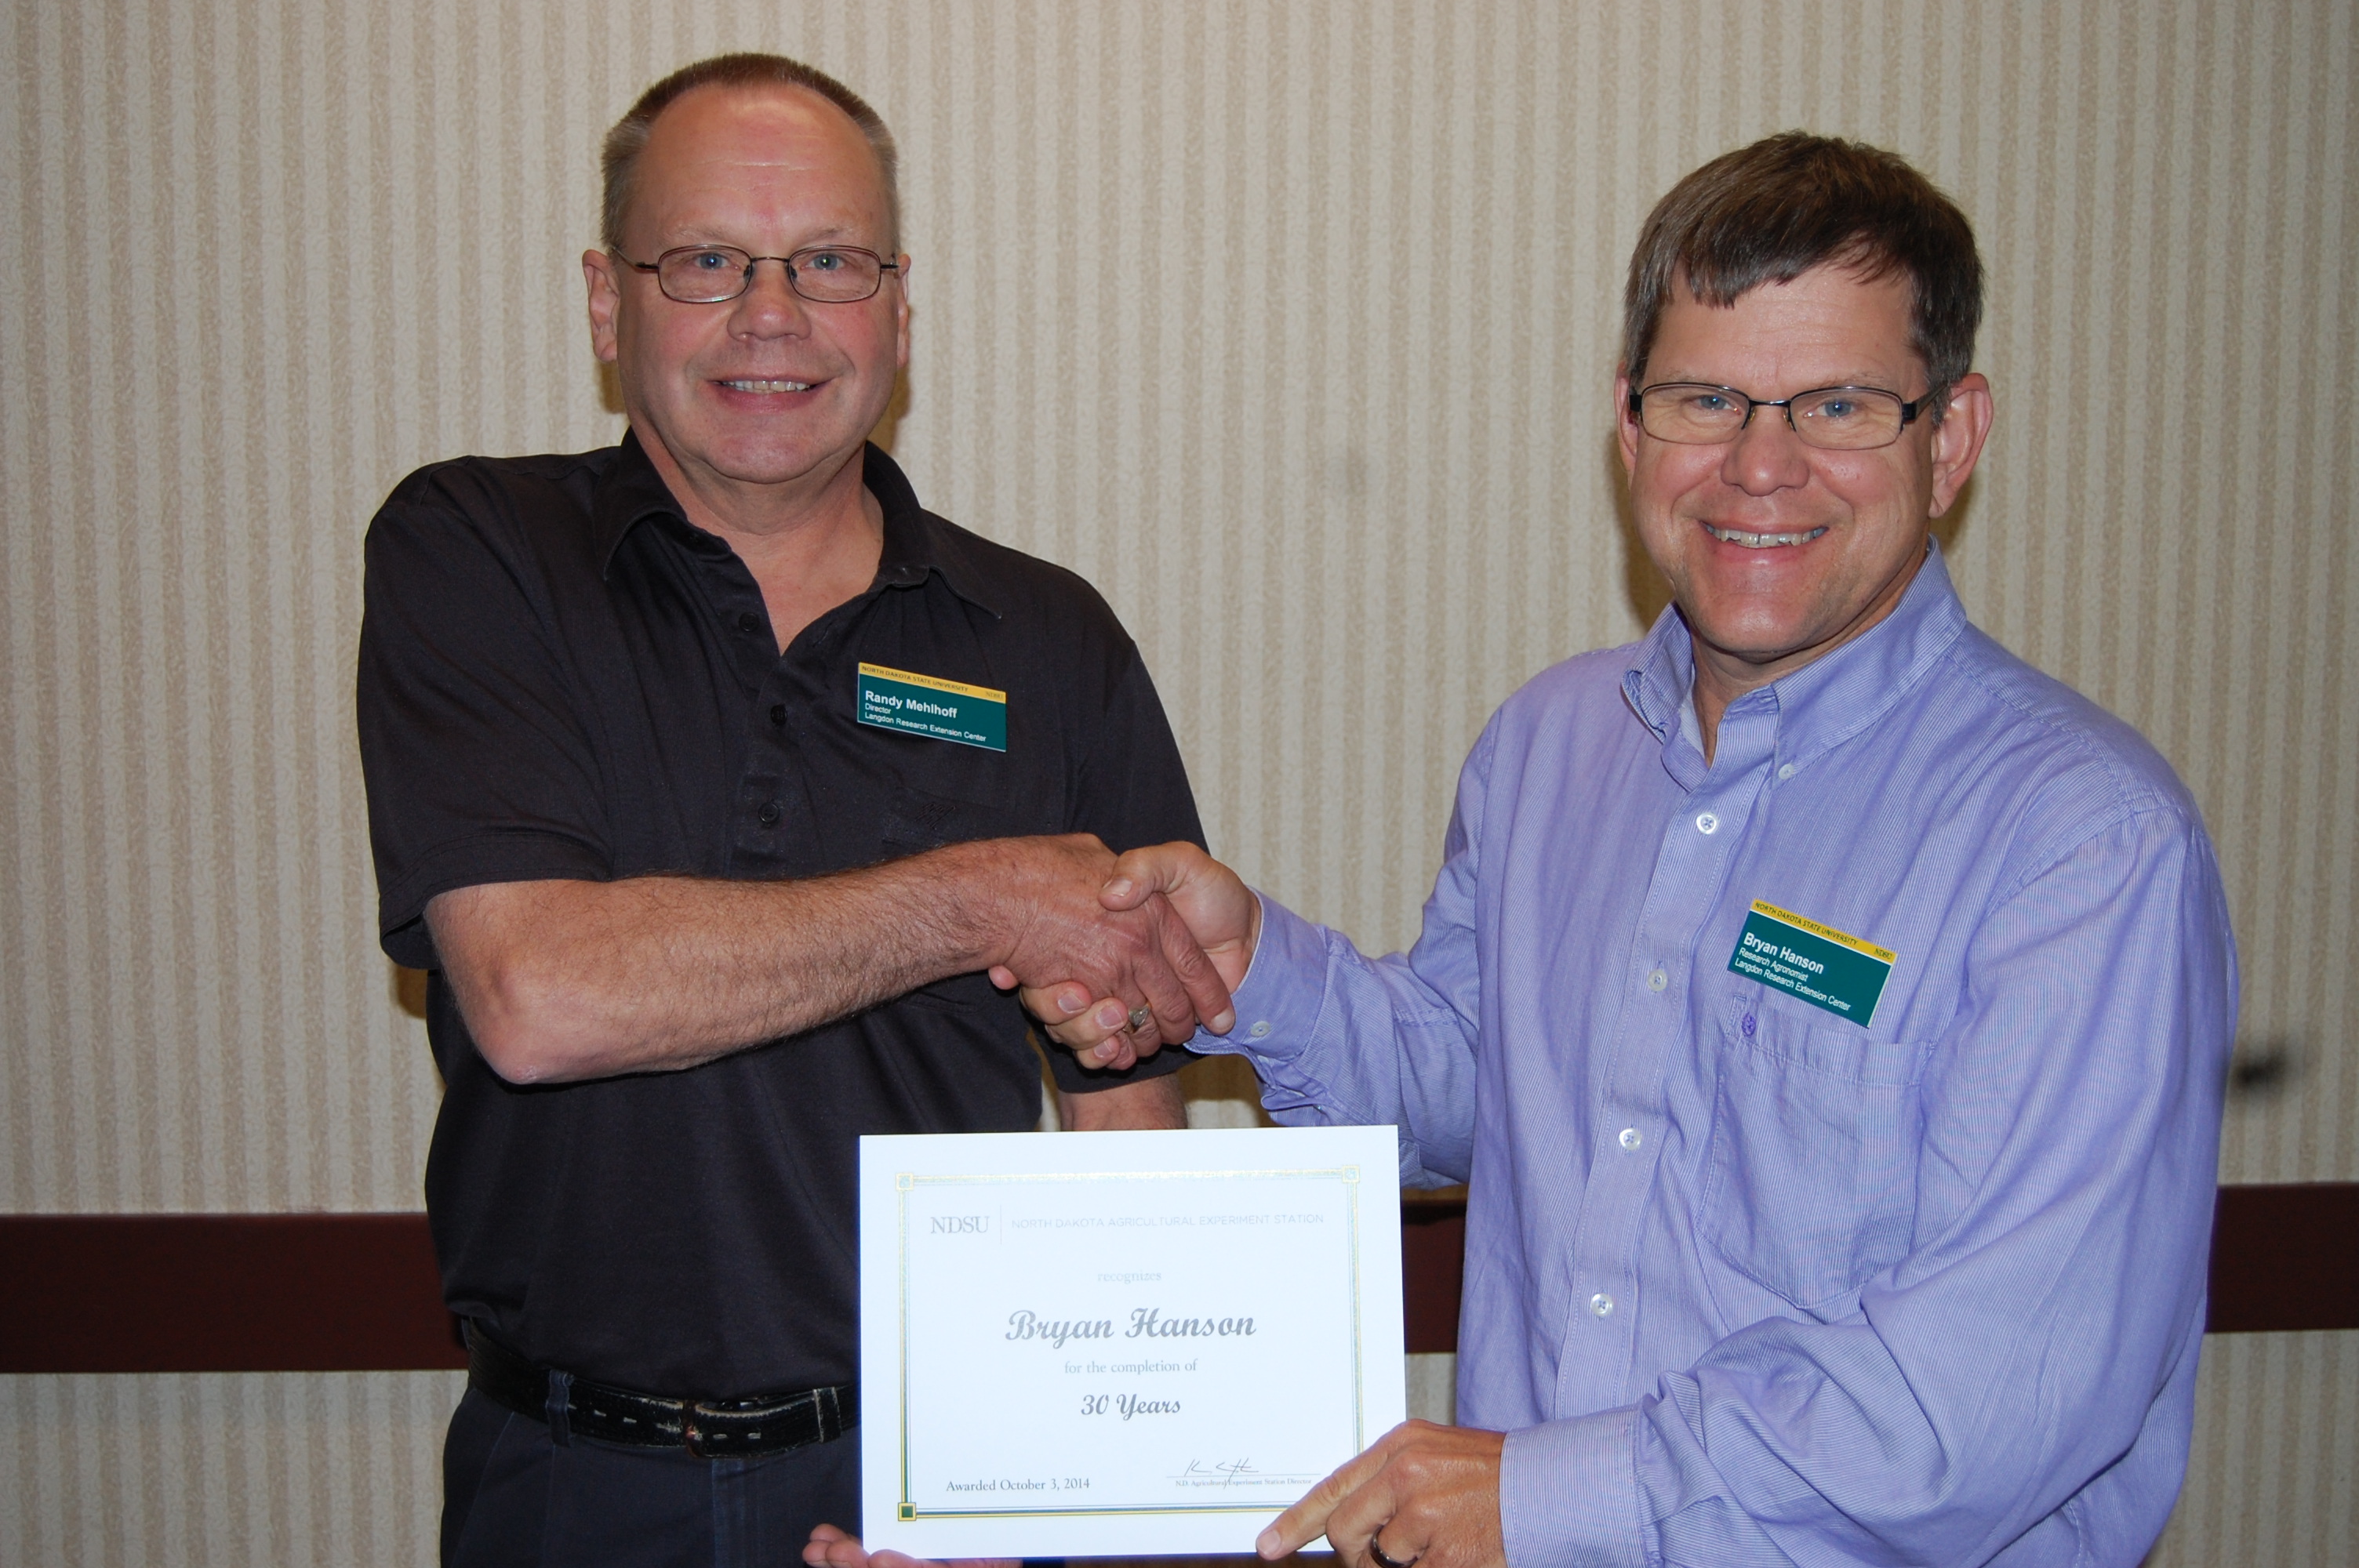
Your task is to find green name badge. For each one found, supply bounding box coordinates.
[856,662,1007,752]
[1727,899,1896,1026]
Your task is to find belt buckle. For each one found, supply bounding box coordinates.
[682,1403,717,1460]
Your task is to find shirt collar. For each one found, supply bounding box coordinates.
[1623,539,1970,775]
[588,432,1004,618]
[587,429,686,569]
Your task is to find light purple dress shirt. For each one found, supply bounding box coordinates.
[1194,546,2236,1566]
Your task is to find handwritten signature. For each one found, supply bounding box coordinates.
[1178,1458,1260,1487]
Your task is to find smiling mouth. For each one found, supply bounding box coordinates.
[719,378,813,394]
[1703,523,1829,549]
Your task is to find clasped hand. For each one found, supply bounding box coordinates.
[987,840,1263,1068]
[977,834,1239,1067]
[838,843,1505,1568]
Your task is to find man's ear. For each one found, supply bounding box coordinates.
[583,249,622,365]
[1614,368,1640,479]
[1927,372,1994,518]
[892,252,912,371]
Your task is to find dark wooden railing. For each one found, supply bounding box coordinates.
[2,1186,2351,1374]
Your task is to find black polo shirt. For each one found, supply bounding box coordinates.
[357,434,1201,1399]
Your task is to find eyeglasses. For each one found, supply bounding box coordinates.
[1628,382,1932,451]
[613,244,901,305]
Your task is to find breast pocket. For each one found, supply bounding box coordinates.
[878,782,1017,1016]
[1699,996,1925,1311]
[880,782,1002,855]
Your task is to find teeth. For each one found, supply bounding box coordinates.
[1705,524,1828,548]
[723,379,812,393]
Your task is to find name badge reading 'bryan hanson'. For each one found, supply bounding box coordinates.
[857,662,1007,752]
[1727,899,1896,1026]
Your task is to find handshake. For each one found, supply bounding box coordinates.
[972,836,1264,1071]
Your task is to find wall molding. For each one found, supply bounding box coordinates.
[2,1186,2350,1374]
[0,1214,462,1373]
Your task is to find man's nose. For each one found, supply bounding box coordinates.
[1720,406,1812,494]
[731,258,812,335]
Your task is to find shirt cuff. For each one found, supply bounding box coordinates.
[1187,892,1329,1060]
[1500,1407,1648,1568]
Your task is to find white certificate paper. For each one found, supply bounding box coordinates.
[859,1125,1406,1558]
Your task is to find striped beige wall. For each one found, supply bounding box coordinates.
[2154,1331,2359,1568]
[0,0,2350,1562]
[2,1372,462,1565]
[4,1338,2348,1566]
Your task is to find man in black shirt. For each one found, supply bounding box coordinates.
[355,53,1222,1567]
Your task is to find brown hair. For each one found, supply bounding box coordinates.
[1621,132,1982,410]
[600,53,900,252]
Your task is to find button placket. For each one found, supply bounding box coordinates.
[730,648,824,876]
[1558,706,1780,1417]
[736,676,798,861]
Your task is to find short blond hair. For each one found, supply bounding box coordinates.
[601,53,900,252]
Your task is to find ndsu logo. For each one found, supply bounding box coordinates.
[930,1214,990,1235]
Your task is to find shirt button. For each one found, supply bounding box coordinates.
[769,703,787,727]
[737,612,763,635]
[1619,1127,1641,1152]
[1249,1022,1271,1039]
[756,800,781,827]
[1647,968,1667,992]
[1777,763,1796,781]
[1590,1293,1615,1318]
[1695,811,1719,834]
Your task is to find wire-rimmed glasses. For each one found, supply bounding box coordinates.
[615,244,901,305]
[1629,382,1933,450]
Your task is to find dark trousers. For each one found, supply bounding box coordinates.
[442,1388,862,1568]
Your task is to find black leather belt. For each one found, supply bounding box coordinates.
[465,1321,857,1460]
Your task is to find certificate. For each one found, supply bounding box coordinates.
[859,1125,1407,1558]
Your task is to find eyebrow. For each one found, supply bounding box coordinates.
[1644,371,1906,390]
[656,223,872,249]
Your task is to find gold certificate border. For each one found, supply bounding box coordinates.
[895,1166,1366,1521]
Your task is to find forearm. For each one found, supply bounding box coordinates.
[1028,850,1482,1180]
[1034,779,1491,1182]
[1054,880,1483,1181]
[429,841,1021,1083]
[1200,895,1481,1185]
[1060,1072,1187,1131]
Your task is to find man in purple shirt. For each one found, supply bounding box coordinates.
[1013,134,2237,1568]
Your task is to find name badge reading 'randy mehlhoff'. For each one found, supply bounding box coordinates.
[857,662,1008,752]
[1728,899,1897,1026]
